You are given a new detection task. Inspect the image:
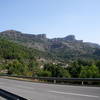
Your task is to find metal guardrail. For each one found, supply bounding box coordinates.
[0,75,100,85]
[34,77,100,85]
[35,77,100,81]
[0,89,27,100]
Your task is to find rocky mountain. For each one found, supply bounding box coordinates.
[0,30,48,51]
[0,30,100,61]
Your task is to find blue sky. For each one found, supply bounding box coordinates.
[0,0,100,44]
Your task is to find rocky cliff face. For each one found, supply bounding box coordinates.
[0,30,100,61]
[0,30,48,51]
[0,30,47,40]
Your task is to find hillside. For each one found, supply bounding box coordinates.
[0,30,100,78]
[0,30,100,62]
[0,37,52,60]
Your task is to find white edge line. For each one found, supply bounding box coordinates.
[49,91,99,98]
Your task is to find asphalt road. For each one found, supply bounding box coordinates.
[0,78,100,100]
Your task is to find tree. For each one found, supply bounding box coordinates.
[79,65,100,78]
[68,61,81,78]
[6,60,25,75]
[37,70,51,77]
[56,66,71,78]
[28,60,39,76]
[95,60,100,71]
[44,63,71,78]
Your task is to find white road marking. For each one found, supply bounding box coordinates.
[64,85,100,90]
[16,85,34,90]
[49,91,99,98]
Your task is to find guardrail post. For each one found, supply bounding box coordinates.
[82,81,84,85]
[54,80,56,84]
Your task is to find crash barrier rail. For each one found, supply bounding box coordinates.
[33,77,100,85]
[0,89,27,100]
[0,75,100,85]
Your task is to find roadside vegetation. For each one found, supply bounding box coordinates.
[0,38,100,78]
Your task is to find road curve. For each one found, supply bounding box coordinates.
[0,78,100,100]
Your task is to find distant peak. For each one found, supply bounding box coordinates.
[0,30,22,35]
[36,34,47,39]
[64,35,76,41]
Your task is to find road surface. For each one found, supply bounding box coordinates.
[0,78,100,100]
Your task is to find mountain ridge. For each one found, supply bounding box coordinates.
[0,30,100,61]
[0,30,99,45]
